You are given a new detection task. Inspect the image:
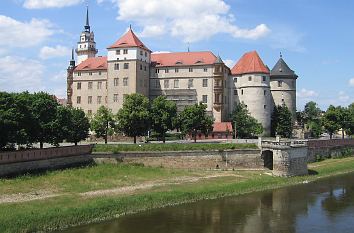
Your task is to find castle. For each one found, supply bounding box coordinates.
[67,8,298,136]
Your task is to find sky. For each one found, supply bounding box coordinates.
[0,0,353,110]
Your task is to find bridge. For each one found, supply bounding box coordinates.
[259,138,308,176]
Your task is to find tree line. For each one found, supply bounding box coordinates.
[0,92,89,150]
[296,101,354,139]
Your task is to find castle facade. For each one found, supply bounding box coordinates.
[67,9,298,136]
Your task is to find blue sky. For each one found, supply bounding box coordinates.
[0,0,353,110]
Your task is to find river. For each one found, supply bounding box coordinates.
[60,173,354,233]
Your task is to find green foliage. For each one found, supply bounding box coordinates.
[66,108,90,145]
[271,104,293,138]
[150,96,177,143]
[90,106,115,144]
[322,105,341,139]
[231,103,263,138]
[300,101,323,138]
[116,94,150,144]
[93,143,257,153]
[178,103,214,142]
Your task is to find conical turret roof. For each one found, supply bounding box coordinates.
[271,56,298,78]
[214,55,224,64]
[108,28,151,51]
[231,51,269,75]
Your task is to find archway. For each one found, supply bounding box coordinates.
[262,150,273,170]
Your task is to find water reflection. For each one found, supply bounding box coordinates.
[60,173,354,233]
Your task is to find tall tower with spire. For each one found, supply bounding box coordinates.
[76,6,97,64]
[67,48,75,106]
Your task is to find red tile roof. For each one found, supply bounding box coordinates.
[108,28,150,51]
[231,51,269,75]
[151,51,217,67]
[74,56,107,71]
[213,122,233,132]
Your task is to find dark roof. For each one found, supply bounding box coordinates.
[270,57,298,78]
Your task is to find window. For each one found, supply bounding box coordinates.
[278,81,283,87]
[97,96,102,104]
[174,79,179,88]
[99,71,101,75]
[77,72,81,76]
[202,79,208,87]
[114,63,119,70]
[114,78,119,86]
[188,79,193,88]
[262,76,266,82]
[165,69,169,73]
[89,72,92,76]
[124,63,129,69]
[264,105,266,109]
[234,78,237,83]
[77,82,81,90]
[144,66,147,71]
[145,51,147,57]
[88,110,92,115]
[282,98,285,102]
[175,68,179,73]
[204,68,208,72]
[88,82,92,89]
[215,80,221,87]
[248,76,252,81]
[234,90,238,95]
[123,77,128,86]
[202,95,208,103]
[189,68,193,72]
[123,49,128,54]
[105,82,107,89]
[116,50,120,55]
[140,50,143,56]
[88,96,92,104]
[164,80,169,88]
[155,80,160,88]
[113,94,118,102]
[76,96,81,104]
[140,64,143,70]
[156,69,159,73]
[241,89,244,95]
[97,81,102,89]
[264,90,266,95]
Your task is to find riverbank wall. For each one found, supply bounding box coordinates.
[307,139,354,162]
[0,145,93,177]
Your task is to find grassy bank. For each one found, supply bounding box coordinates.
[1,156,354,232]
[93,142,258,153]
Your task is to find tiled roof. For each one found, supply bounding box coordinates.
[231,51,269,75]
[108,28,150,51]
[270,57,298,78]
[213,122,233,132]
[74,56,107,71]
[151,51,217,67]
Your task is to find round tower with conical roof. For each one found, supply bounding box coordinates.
[270,53,298,121]
[231,51,272,136]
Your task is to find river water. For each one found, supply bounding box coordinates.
[60,173,354,233]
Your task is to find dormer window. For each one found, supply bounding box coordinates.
[189,68,193,72]
[123,49,128,54]
[175,61,183,65]
[195,60,203,64]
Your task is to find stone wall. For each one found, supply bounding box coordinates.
[271,147,308,177]
[93,149,262,170]
[307,139,354,162]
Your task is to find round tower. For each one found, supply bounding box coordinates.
[270,53,298,121]
[76,6,98,64]
[231,51,272,136]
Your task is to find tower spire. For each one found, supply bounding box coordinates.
[84,5,90,32]
[69,48,75,67]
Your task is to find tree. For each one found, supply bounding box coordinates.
[231,103,263,138]
[150,96,177,143]
[345,103,354,137]
[66,108,90,145]
[271,104,293,138]
[30,92,59,148]
[302,101,322,138]
[116,94,150,144]
[178,103,214,142]
[91,106,115,144]
[0,92,17,149]
[322,105,341,139]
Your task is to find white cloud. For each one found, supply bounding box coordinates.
[349,78,354,87]
[51,70,67,81]
[152,51,171,54]
[111,0,270,42]
[338,91,350,102]
[224,59,235,68]
[296,88,318,98]
[0,15,55,48]
[39,45,71,59]
[23,0,83,9]
[269,27,306,53]
[0,56,44,92]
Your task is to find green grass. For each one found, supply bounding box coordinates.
[1,156,354,233]
[93,143,258,153]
